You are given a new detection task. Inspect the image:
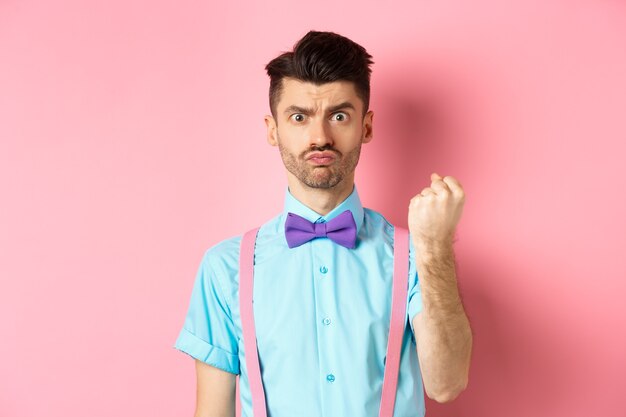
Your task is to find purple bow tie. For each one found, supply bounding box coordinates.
[284,210,357,249]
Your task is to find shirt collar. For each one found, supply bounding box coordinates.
[282,185,365,235]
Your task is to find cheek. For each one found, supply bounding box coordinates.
[279,126,311,147]
[335,125,364,146]
[276,129,303,153]
[278,124,299,139]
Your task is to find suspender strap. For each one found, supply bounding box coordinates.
[378,226,410,417]
[239,227,267,417]
[239,226,410,417]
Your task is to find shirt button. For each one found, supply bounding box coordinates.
[319,266,328,274]
[322,317,331,325]
[326,374,335,382]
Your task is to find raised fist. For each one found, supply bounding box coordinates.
[408,172,466,244]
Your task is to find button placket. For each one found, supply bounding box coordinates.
[311,232,339,408]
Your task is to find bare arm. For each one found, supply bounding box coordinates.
[407,172,472,403]
[194,359,236,417]
[412,237,472,403]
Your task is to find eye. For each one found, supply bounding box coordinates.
[331,112,348,122]
[291,114,305,122]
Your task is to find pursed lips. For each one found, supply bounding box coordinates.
[305,151,337,165]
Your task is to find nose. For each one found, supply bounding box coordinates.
[308,118,333,148]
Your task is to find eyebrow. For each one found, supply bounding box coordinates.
[283,101,356,116]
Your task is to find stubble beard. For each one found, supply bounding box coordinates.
[277,135,362,190]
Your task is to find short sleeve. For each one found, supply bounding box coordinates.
[173,250,240,375]
[407,238,423,338]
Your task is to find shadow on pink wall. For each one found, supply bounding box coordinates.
[360,62,582,416]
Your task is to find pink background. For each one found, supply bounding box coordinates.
[1,1,625,416]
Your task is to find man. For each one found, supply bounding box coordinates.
[174,30,472,417]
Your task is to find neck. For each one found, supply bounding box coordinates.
[286,173,355,216]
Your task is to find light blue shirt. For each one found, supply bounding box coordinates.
[174,186,425,417]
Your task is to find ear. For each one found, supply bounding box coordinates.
[264,114,278,146]
[362,110,374,144]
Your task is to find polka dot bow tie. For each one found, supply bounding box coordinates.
[284,210,357,249]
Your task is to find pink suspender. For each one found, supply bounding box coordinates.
[239,226,410,417]
[239,227,267,417]
[379,226,409,417]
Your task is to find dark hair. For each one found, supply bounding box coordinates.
[265,30,374,119]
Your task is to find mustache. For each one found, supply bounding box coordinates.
[301,144,341,158]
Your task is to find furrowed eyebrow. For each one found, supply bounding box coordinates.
[283,101,356,116]
[328,102,356,113]
[283,105,314,115]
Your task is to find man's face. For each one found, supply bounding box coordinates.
[265,77,373,190]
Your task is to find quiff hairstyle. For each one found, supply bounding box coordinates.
[264,30,374,119]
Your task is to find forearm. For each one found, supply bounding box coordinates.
[413,237,473,403]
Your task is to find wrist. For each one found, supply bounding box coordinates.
[412,235,454,258]
[412,234,454,249]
